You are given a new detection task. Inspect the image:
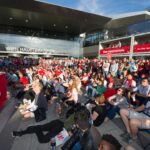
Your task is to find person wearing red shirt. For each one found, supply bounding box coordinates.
[54,66,63,79]
[38,69,45,78]
[138,62,145,77]
[82,72,90,87]
[123,74,136,89]
[104,83,117,102]
[14,71,28,89]
[14,71,28,99]
[106,73,113,85]
[20,76,28,86]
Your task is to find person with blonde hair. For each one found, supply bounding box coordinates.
[65,78,79,105]
[62,78,81,118]
[74,75,82,94]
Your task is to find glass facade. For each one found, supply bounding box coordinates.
[0,33,80,57]
[128,19,150,35]
[83,28,128,47]
[0,25,77,41]
[83,31,104,47]
[83,19,150,47]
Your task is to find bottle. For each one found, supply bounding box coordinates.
[51,138,56,150]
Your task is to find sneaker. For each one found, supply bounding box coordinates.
[11,131,22,137]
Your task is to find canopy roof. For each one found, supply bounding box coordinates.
[0,0,111,36]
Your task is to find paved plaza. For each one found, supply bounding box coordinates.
[0,90,149,150]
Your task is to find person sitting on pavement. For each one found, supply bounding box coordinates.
[91,94,107,127]
[106,87,129,120]
[123,74,136,90]
[120,92,150,143]
[95,79,106,96]
[134,78,150,96]
[19,80,48,122]
[53,78,65,99]
[62,106,101,150]
[103,82,117,102]
[12,119,64,143]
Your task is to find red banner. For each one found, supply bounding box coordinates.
[100,46,130,55]
[134,44,150,53]
[100,44,150,55]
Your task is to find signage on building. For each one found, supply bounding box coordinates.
[99,46,130,55]
[134,44,150,53]
[100,44,150,56]
[5,46,54,54]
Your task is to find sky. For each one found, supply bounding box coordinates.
[39,0,150,17]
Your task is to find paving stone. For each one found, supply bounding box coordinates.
[0,95,149,150]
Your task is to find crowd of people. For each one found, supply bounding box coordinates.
[1,57,150,150]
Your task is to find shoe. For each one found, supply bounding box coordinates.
[12,131,22,137]
[84,94,88,97]
[104,117,110,122]
[121,132,131,142]
[120,132,129,137]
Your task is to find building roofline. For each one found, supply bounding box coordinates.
[112,11,150,20]
[35,0,110,18]
[0,0,111,35]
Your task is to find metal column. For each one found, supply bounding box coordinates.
[129,35,135,59]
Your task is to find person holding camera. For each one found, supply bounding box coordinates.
[62,106,101,150]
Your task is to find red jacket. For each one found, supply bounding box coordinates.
[20,77,28,86]
[104,88,117,102]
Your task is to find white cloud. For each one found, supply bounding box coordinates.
[76,0,150,17]
[77,0,106,15]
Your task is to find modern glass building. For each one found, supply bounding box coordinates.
[0,33,80,57]
[1,0,150,58]
[83,11,150,57]
[0,0,110,58]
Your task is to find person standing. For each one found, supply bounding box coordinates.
[109,60,118,77]
[103,60,110,77]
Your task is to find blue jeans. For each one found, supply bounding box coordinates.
[86,85,93,97]
[72,142,80,150]
[86,85,97,97]
[107,106,120,120]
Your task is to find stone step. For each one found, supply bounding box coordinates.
[0,97,17,133]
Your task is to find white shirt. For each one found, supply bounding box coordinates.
[23,99,38,112]
[72,88,78,103]
[103,63,110,72]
